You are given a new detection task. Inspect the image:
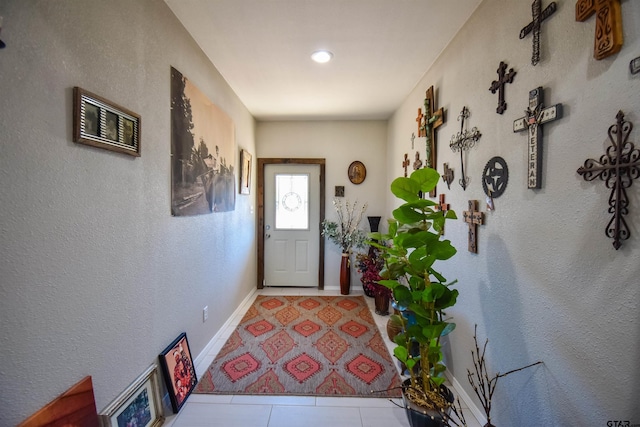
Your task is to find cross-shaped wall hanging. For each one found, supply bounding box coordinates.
[402,153,410,177]
[436,194,450,234]
[413,151,422,171]
[489,61,517,114]
[519,0,558,66]
[576,0,623,60]
[513,87,563,189]
[450,106,481,190]
[442,163,454,190]
[463,200,484,253]
[577,111,640,250]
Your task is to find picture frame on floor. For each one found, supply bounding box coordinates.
[73,87,141,157]
[99,364,164,427]
[158,332,197,413]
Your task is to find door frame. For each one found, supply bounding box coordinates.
[257,158,326,290]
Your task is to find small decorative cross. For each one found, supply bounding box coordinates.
[442,163,454,190]
[513,87,563,189]
[436,194,450,234]
[489,61,517,114]
[519,0,558,66]
[413,151,422,171]
[411,133,416,149]
[576,0,623,60]
[416,109,424,136]
[463,200,484,253]
[450,106,481,190]
[402,153,410,177]
[577,111,640,250]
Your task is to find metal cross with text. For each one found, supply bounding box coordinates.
[513,87,563,189]
[519,0,558,66]
[577,111,640,250]
[576,0,623,60]
[489,61,517,114]
[463,200,484,253]
[450,106,481,190]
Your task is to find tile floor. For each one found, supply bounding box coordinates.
[164,287,482,427]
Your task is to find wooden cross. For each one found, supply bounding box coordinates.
[519,0,558,66]
[513,87,563,189]
[576,0,623,60]
[489,61,517,114]
[436,194,450,234]
[463,200,484,253]
[442,163,454,190]
[413,151,422,171]
[577,111,640,250]
[402,153,410,177]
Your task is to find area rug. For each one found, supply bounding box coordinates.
[195,295,402,398]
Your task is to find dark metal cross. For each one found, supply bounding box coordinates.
[463,200,484,253]
[489,61,517,114]
[519,0,558,66]
[577,111,640,250]
[450,106,481,190]
[513,87,563,189]
[576,0,623,60]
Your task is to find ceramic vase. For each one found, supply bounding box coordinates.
[340,253,350,295]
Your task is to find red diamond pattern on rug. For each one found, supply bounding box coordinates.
[275,306,300,326]
[261,298,284,310]
[299,298,321,310]
[317,305,342,325]
[346,354,383,384]
[293,319,321,337]
[315,370,356,395]
[340,320,369,338]
[260,330,296,363]
[337,298,359,311]
[244,369,285,394]
[222,353,261,382]
[245,319,275,337]
[314,330,349,364]
[284,353,322,383]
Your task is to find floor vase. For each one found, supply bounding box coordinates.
[340,253,350,295]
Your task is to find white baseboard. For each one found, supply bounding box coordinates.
[446,372,487,426]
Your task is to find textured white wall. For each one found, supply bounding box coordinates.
[0,1,256,425]
[256,120,388,288]
[387,0,640,425]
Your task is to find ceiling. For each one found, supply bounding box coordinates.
[164,0,484,121]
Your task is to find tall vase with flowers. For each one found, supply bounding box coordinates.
[321,198,368,294]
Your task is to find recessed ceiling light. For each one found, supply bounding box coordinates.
[311,50,333,63]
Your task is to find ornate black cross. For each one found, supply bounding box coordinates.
[577,111,640,250]
[513,87,563,189]
[463,200,484,253]
[519,0,558,66]
[402,153,410,177]
[450,106,481,190]
[489,62,517,114]
[576,0,623,60]
[442,163,454,190]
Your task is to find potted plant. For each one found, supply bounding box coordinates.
[321,198,368,295]
[370,167,459,427]
[355,246,392,314]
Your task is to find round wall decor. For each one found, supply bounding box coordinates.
[348,161,366,184]
[482,156,509,198]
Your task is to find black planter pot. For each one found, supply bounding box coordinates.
[401,379,454,427]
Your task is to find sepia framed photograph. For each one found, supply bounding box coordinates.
[158,333,197,413]
[73,87,141,157]
[240,149,252,195]
[99,365,164,427]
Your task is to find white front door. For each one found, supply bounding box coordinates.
[264,164,320,287]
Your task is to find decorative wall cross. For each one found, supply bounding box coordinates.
[463,200,484,253]
[513,87,563,189]
[402,153,410,177]
[577,111,640,250]
[450,106,481,190]
[442,163,454,190]
[576,0,623,60]
[436,194,450,234]
[489,61,517,114]
[411,133,416,149]
[416,109,424,136]
[519,0,558,66]
[413,151,423,170]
